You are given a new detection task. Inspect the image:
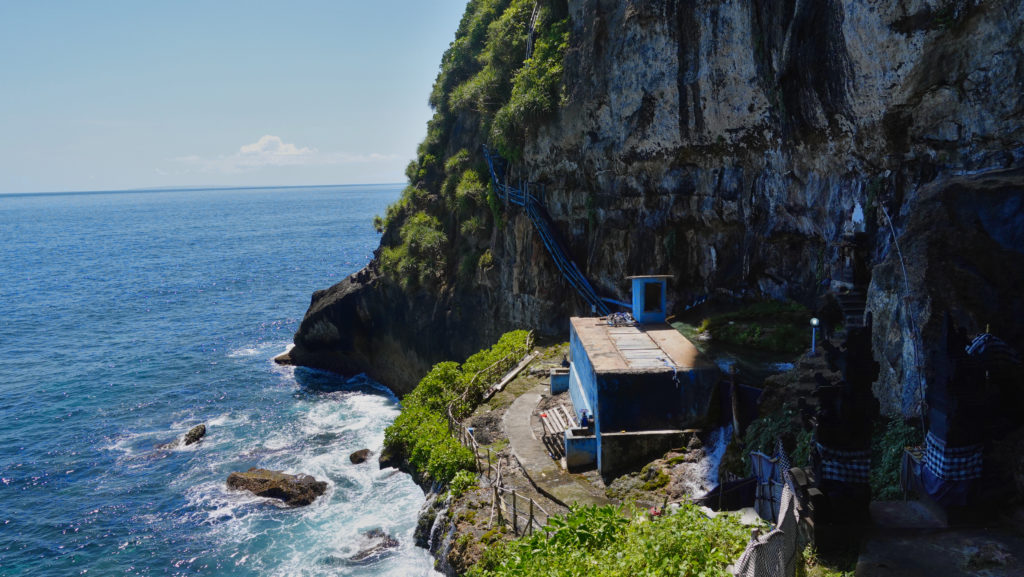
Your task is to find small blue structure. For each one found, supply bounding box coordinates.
[563,276,720,476]
[629,275,670,324]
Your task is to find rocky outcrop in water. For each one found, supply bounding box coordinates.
[183,424,206,446]
[349,448,372,464]
[157,423,207,450]
[284,1,1024,411]
[348,529,400,564]
[225,468,327,507]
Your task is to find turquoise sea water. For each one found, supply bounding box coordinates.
[0,186,440,576]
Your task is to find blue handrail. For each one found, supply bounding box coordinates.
[482,145,611,316]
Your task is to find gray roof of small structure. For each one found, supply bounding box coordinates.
[570,317,717,375]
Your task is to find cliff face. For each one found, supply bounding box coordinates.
[284,0,1024,405]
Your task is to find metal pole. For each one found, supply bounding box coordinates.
[811,325,817,354]
[512,491,518,534]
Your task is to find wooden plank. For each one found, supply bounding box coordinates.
[483,351,539,401]
[557,405,576,428]
[549,409,567,432]
[540,414,558,436]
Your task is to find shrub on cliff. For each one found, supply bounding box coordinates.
[379,211,448,290]
[384,330,532,484]
[490,6,569,161]
[377,0,569,293]
[470,503,750,577]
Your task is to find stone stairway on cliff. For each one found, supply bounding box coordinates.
[482,145,612,316]
[835,289,868,329]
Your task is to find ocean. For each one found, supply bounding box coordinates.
[0,185,440,576]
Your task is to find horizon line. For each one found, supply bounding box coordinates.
[0,182,407,199]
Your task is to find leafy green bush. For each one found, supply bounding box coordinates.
[742,406,813,471]
[471,503,750,577]
[450,470,479,499]
[871,417,922,500]
[384,330,532,485]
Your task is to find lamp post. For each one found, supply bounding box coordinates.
[810,317,820,356]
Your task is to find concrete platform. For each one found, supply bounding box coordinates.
[502,384,609,507]
[856,501,1024,576]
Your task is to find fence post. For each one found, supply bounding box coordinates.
[529,499,534,535]
[512,490,518,535]
[494,486,502,526]
[487,449,492,481]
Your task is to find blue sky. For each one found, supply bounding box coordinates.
[0,1,468,194]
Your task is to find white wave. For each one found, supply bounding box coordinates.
[227,341,291,359]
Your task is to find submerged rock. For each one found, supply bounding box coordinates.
[183,424,206,446]
[349,528,399,564]
[156,423,207,450]
[225,467,327,507]
[349,448,372,464]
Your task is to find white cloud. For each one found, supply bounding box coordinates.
[239,134,314,157]
[171,135,397,174]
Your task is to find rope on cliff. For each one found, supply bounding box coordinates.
[525,2,540,61]
[882,204,927,421]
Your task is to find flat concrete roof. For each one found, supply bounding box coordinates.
[570,317,716,374]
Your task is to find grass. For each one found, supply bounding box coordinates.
[800,545,857,577]
[699,300,811,353]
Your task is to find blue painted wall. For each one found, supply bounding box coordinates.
[568,324,598,424]
[564,429,597,471]
[550,370,569,394]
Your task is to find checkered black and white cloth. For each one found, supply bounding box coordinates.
[924,431,983,481]
[816,442,871,484]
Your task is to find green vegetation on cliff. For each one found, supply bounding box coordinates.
[384,330,532,484]
[698,301,811,353]
[470,503,751,577]
[377,0,569,292]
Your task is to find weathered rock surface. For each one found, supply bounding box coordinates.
[349,448,372,464]
[183,424,206,446]
[284,1,1024,414]
[225,467,327,507]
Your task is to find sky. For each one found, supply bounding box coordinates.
[0,1,468,194]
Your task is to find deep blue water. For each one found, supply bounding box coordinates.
[0,186,439,576]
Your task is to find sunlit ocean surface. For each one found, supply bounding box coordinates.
[0,185,440,576]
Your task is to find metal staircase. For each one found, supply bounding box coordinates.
[482,145,611,316]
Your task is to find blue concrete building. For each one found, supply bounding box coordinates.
[563,276,720,475]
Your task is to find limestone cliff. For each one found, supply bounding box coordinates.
[281,0,1024,406]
